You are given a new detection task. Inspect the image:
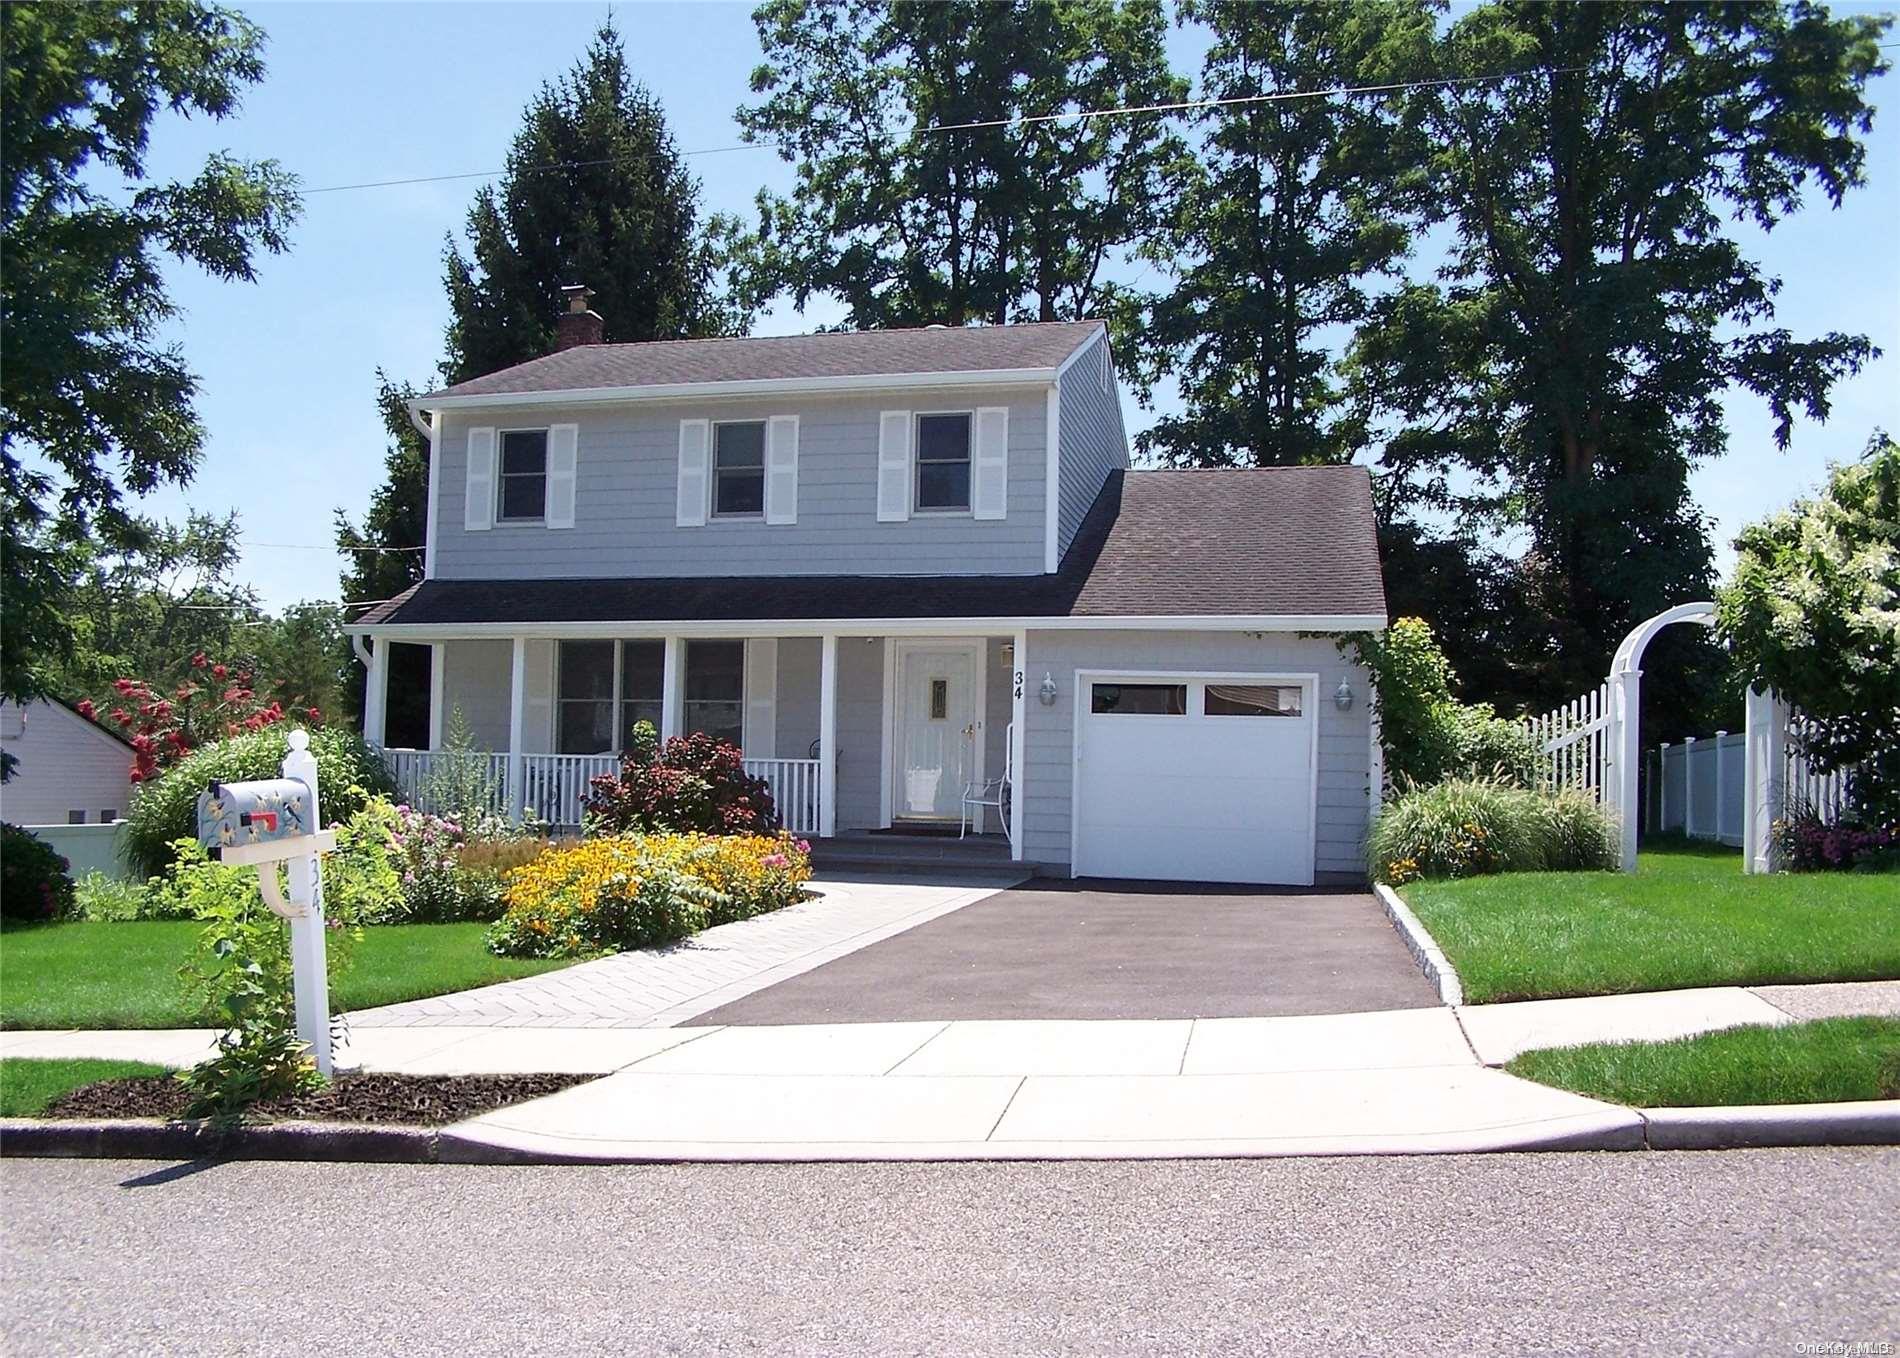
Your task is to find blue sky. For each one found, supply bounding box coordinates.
[121,1,1898,611]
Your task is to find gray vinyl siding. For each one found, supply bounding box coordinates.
[834,637,885,831]
[1018,630,1373,878]
[433,388,1047,580]
[1054,335,1130,564]
[774,637,821,759]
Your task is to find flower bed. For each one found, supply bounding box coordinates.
[486,831,813,959]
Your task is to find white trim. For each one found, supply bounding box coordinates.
[660,636,683,739]
[428,642,445,749]
[1043,383,1060,572]
[349,613,1391,640]
[364,638,391,746]
[818,635,839,838]
[423,412,441,577]
[1068,668,1319,886]
[1053,329,1105,380]
[878,637,896,828]
[1009,628,1027,860]
[416,367,1065,416]
[887,638,986,825]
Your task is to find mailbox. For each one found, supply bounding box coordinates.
[197,778,315,854]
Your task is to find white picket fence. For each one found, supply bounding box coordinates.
[1527,680,1612,798]
[376,748,822,835]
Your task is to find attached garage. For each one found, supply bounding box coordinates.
[1070,672,1317,886]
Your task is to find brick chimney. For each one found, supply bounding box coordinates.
[554,284,604,350]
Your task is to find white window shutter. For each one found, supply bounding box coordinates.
[464,427,496,531]
[676,419,710,527]
[877,410,912,522]
[742,638,777,758]
[545,424,578,529]
[765,415,799,525]
[972,406,1010,521]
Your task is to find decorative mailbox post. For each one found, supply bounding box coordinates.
[195,730,339,1074]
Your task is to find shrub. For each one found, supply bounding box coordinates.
[1369,779,1618,884]
[320,797,403,925]
[71,871,152,921]
[1,824,76,922]
[1777,813,1900,873]
[487,831,811,958]
[584,723,777,836]
[145,837,262,921]
[123,725,396,878]
[1344,619,1540,794]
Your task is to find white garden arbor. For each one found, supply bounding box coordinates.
[1530,601,1796,874]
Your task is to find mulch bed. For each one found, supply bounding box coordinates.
[42,1072,589,1126]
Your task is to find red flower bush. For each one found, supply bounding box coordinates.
[78,658,312,781]
[584,725,778,836]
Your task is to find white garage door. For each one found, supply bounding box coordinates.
[1073,675,1315,886]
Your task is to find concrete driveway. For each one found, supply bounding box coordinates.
[690,877,1440,1025]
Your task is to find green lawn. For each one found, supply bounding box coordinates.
[1402,840,1900,1004]
[0,1058,172,1116]
[1507,1017,1900,1107]
[0,921,576,1029]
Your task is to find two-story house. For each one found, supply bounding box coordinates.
[346,292,1387,885]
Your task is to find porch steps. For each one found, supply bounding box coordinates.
[810,832,1024,877]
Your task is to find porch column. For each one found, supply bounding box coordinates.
[507,635,527,822]
[818,633,838,839]
[661,636,684,740]
[363,637,390,747]
[428,642,445,750]
[1009,629,1026,861]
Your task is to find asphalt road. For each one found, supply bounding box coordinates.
[697,879,1439,1024]
[5,1149,1896,1355]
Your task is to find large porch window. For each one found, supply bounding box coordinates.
[555,638,747,754]
[684,640,744,747]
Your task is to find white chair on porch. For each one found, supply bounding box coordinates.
[960,722,1012,839]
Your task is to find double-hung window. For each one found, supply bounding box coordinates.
[712,422,766,517]
[556,641,615,754]
[684,640,744,747]
[619,641,665,746]
[914,413,972,512]
[497,429,549,522]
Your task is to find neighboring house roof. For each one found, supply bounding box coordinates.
[427,320,1107,402]
[353,466,1387,630]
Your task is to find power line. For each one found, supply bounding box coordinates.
[243,541,425,552]
[296,61,1605,197]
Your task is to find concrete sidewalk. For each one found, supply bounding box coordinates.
[5,981,1894,1161]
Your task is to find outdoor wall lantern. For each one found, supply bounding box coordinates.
[1333,678,1355,711]
[1039,672,1059,707]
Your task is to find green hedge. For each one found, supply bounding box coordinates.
[123,727,395,878]
[1368,778,1618,884]
[1,824,76,921]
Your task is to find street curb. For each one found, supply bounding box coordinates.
[0,1117,440,1163]
[1373,883,1464,1006]
[1639,1100,1900,1150]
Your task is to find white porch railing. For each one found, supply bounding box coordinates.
[377,747,821,833]
[745,757,821,837]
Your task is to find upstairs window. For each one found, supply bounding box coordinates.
[497,429,548,522]
[713,422,766,517]
[915,412,972,512]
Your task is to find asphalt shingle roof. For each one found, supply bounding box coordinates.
[355,467,1387,629]
[431,321,1107,399]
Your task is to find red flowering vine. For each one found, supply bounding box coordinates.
[78,656,318,781]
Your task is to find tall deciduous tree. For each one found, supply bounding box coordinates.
[1122,0,1434,468]
[442,21,747,381]
[739,0,1185,328]
[1354,1,1890,706]
[0,1,300,702]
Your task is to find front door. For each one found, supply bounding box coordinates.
[894,644,979,821]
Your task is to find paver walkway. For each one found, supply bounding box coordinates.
[349,870,1025,1029]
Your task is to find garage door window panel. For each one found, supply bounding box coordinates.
[1204,684,1303,717]
[1089,683,1187,715]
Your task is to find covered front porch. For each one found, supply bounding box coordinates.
[358,628,1023,848]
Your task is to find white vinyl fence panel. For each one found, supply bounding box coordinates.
[1650,716,1851,848]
